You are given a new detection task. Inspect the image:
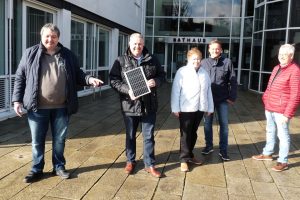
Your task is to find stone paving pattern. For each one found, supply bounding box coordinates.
[0,83,299,200]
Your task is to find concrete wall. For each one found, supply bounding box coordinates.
[65,0,144,33]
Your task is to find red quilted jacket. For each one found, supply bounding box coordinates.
[262,62,300,118]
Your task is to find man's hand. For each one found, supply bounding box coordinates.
[226,99,234,105]
[14,102,23,117]
[147,79,156,88]
[281,115,289,124]
[205,112,213,116]
[89,77,104,87]
[128,89,137,100]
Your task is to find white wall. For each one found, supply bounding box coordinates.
[65,0,143,33]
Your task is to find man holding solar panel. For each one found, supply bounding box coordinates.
[109,33,165,178]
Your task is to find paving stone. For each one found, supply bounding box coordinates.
[252,181,283,200]
[183,182,228,200]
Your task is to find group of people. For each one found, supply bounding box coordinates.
[12,23,300,183]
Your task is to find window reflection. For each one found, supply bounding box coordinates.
[290,0,300,27]
[251,33,262,71]
[262,30,285,72]
[85,23,94,70]
[232,0,242,17]
[254,6,264,32]
[266,1,288,29]
[71,20,84,68]
[244,17,253,37]
[0,0,5,75]
[154,18,178,36]
[232,18,241,37]
[155,0,179,16]
[179,18,204,36]
[250,72,259,91]
[289,30,300,65]
[205,18,230,37]
[181,0,205,17]
[206,0,232,17]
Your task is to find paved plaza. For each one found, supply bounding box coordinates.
[0,83,299,200]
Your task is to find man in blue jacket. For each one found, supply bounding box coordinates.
[12,23,103,183]
[201,40,237,161]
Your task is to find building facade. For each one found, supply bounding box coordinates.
[0,0,300,120]
[145,0,300,92]
[0,0,144,120]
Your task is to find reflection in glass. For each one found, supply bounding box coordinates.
[245,0,254,16]
[261,72,271,92]
[251,33,262,71]
[206,0,232,17]
[146,0,154,16]
[71,20,84,68]
[86,23,94,70]
[179,18,204,36]
[288,30,300,65]
[204,18,230,37]
[240,70,250,90]
[0,0,5,75]
[12,0,23,74]
[263,30,285,72]
[254,6,264,32]
[145,18,154,36]
[290,0,300,27]
[250,72,259,91]
[98,29,109,67]
[180,0,205,17]
[266,1,288,29]
[97,70,109,85]
[244,17,253,37]
[154,18,178,36]
[230,39,240,68]
[27,7,53,48]
[241,39,252,69]
[145,37,153,53]
[155,0,179,16]
[154,38,165,66]
[231,18,241,37]
[232,0,242,17]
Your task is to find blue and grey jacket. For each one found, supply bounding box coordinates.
[201,57,237,104]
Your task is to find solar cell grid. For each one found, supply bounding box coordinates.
[124,67,151,98]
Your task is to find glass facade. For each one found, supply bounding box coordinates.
[146,0,300,92]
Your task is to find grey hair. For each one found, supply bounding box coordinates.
[279,44,295,56]
[129,33,144,43]
[40,23,60,38]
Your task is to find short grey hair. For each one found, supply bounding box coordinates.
[279,44,295,56]
[40,23,60,38]
[129,33,144,43]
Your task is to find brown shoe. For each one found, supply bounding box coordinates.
[252,154,273,161]
[272,162,288,172]
[124,162,136,174]
[180,163,189,172]
[188,157,203,165]
[144,166,162,178]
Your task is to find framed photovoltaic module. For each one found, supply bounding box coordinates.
[124,67,151,98]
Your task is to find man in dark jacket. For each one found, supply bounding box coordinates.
[200,40,237,161]
[12,23,103,183]
[109,33,165,178]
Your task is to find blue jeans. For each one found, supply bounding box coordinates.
[204,101,229,153]
[27,108,69,173]
[262,110,290,163]
[123,112,156,167]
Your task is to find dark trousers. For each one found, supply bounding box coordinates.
[123,112,156,167]
[179,111,204,162]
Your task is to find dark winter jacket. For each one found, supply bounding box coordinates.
[201,57,238,104]
[12,42,91,115]
[262,62,300,118]
[109,47,165,116]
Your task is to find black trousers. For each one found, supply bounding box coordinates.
[179,111,204,162]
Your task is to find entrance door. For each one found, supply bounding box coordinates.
[165,43,206,82]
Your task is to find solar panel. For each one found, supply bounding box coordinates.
[124,67,151,98]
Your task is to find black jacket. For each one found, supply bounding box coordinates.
[109,47,165,116]
[12,42,91,115]
[201,57,237,104]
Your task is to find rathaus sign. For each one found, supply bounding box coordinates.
[166,37,214,44]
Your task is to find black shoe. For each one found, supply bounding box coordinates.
[201,146,214,155]
[23,171,43,183]
[54,169,70,179]
[219,152,230,161]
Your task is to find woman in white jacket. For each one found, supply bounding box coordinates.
[171,47,214,172]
